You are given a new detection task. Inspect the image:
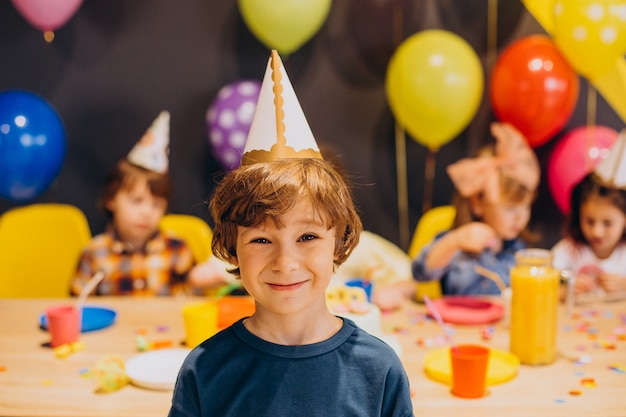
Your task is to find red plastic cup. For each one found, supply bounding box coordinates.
[46,305,80,347]
[449,344,490,398]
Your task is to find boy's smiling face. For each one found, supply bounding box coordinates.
[232,199,337,316]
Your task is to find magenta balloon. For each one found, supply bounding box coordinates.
[206,80,261,170]
[547,125,618,215]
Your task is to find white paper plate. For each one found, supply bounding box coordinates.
[125,348,191,390]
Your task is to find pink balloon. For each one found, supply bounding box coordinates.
[12,0,83,32]
[547,125,618,215]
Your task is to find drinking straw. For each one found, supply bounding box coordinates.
[75,271,105,329]
[474,265,507,293]
[423,295,457,352]
[214,281,241,300]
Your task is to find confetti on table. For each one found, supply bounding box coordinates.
[574,355,592,365]
[480,326,494,341]
[0,366,6,372]
[152,339,174,349]
[568,389,582,396]
[580,377,596,388]
[594,341,616,350]
[608,364,626,373]
[391,326,409,334]
[156,325,169,332]
[53,344,72,359]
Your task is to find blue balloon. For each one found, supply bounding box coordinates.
[0,90,66,202]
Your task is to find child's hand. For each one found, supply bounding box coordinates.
[598,272,625,293]
[573,273,598,294]
[188,260,232,289]
[455,222,500,253]
[371,281,417,312]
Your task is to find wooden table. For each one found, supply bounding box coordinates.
[0,297,625,416]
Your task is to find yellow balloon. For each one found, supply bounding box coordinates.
[238,0,332,55]
[552,0,626,80]
[522,0,556,34]
[385,30,484,150]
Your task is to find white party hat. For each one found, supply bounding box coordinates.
[241,50,322,166]
[127,111,170,173]
[594,129,626,188]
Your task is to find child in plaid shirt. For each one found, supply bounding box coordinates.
[72,112,211,296]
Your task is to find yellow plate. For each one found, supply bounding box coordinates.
[423,346,520,386]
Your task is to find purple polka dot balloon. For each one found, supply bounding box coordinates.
[206,80,261,170]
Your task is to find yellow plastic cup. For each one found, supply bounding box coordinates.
[182,301,218,349]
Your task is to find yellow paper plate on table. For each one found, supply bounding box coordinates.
[424,347,519,386]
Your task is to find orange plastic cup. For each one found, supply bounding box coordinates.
[46,305,80,347]
[217,296,255,329]
[449,344,490,398]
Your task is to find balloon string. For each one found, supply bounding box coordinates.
[487,0,498,72]
[395,123,409,250]
[586,81,597,173]
[392,1,409,250]
[422,149,436,214]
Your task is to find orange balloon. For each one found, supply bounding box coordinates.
[490,35,579,148]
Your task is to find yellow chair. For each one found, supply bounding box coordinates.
[0,204,92,298]
[160,214,213,263]
[408,205,456,301]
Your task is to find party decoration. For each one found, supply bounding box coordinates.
[11,0,83,42]
[127,111,170,174]
[594,129,626,188]
[552,0,626,81]
[0,90,66,202]
[238,0,332,55]
[92,354,128,393]
[521,0,626,125]
[490,35,579,148]
[206,80,261,170]
[385,29,483,150]
[241,50,322,165]
[547,125,618,214]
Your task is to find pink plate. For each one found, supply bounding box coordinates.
[429,296,504,324]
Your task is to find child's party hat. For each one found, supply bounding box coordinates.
[594,129,626,189]
[127,111,170,173]
[241,50,322,166]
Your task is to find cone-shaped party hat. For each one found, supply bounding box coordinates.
[241,50,322,165]
[594,129,626,189]
[127,111,170,173]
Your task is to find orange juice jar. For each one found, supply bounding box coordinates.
[509,248,560,365]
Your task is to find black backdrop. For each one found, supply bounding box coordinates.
[0,0,622,251]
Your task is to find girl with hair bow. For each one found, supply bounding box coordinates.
[412,122,540,295]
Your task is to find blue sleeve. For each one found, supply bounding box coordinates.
[411,232,450,283]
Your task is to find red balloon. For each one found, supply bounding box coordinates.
[490,35,579,148]
[547,125,618,215]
